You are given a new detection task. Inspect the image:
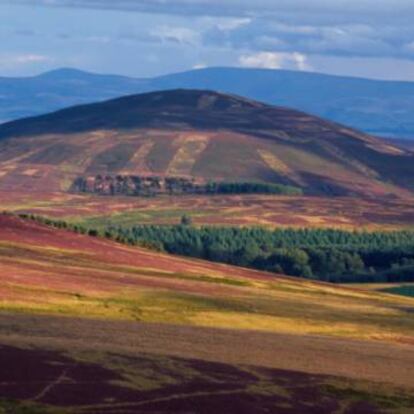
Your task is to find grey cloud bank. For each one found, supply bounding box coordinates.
[9,0,414,19]
[1,0,414,80]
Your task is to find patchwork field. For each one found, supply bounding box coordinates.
[2,190,414,230]
[1,214,414,412]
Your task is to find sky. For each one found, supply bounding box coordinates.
[1,0,414,80]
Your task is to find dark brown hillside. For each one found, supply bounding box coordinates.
[0,89,398,141]
[0,89,412,196]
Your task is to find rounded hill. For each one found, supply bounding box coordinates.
[0,89,412,196]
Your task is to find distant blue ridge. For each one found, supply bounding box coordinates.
[1,66,414,140]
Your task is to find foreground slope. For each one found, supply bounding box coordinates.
[1,215,414,413]
[0,89,412,197]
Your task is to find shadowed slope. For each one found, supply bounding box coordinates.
[0,339,413,413]
[0,88,403,139]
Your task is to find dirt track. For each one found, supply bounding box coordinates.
[0,313,413,389]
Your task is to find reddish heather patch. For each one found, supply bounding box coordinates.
[0,214,289,285]
[264,214,310,225]
[1,214,301,302]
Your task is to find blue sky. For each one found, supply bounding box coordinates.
[1,0,414,80]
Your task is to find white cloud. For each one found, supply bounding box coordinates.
[4,0,414,80]
[239,51,310,70]
[0,54,51,66]
[212,17,251,32]
[151,26,200,45]
[292,52,309,70]
[193,63,207,69]
[7,0,414,63]
[16,54,50,63]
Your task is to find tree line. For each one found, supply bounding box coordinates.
[72,175,302,197]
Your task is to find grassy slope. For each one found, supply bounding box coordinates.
[1,215,413,343]
[1,215,414,412]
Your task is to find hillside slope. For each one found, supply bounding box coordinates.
[2,67,414,140]
[0,89,412,197]
[1,213,413,342]
[1,214,414,412]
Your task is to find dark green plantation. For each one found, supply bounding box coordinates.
[108,225,414,283]
[18,214,414,283]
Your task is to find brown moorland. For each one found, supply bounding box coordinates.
[2,191,414,230]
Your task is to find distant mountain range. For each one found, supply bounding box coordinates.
[1,67,414,140]
[0,68,146,124]
[0,89,412,197]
